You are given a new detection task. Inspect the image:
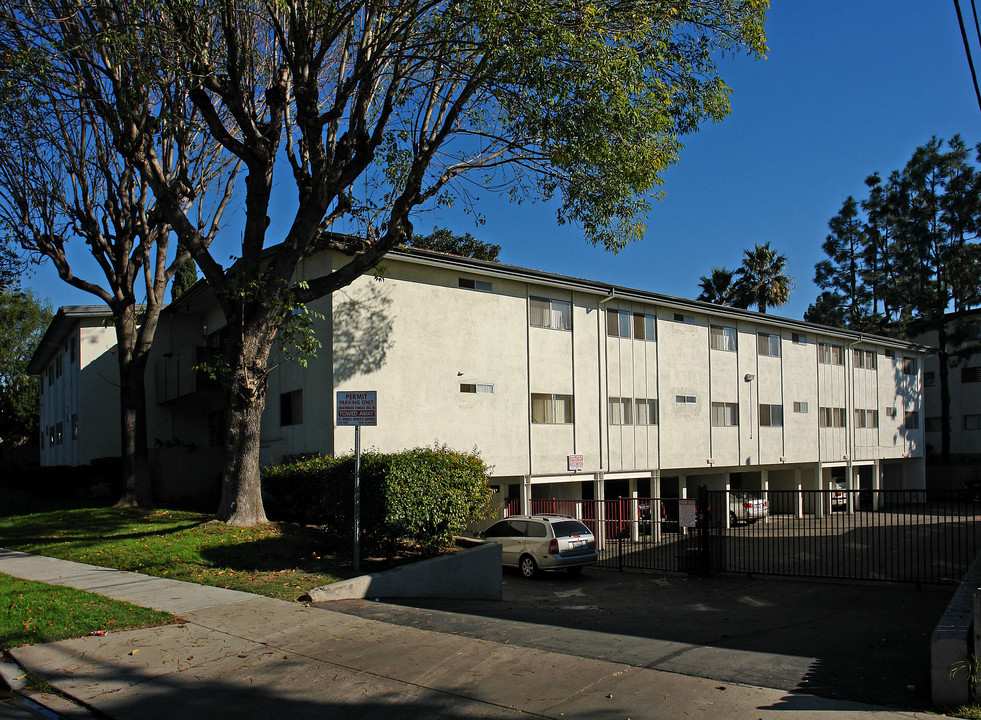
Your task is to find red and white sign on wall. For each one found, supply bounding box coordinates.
[567,454,584,471]
[336,391,377,426]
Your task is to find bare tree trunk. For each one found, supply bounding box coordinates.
[114,308,154,508]
[215,320,276,525]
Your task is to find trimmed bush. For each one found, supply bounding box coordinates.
[262,446,493,555]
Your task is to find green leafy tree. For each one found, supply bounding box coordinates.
[407,227,501,262]
[0,38,234,508]
[0,287,51,458]
[3,0,767,525]
[813,197,867,327]
[808,136,981,464]
[171,242,199,299]
[734,242,793,314]
[696,266,744,306]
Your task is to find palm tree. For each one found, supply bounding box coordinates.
[697,267,743,306]
[734,242,794,314]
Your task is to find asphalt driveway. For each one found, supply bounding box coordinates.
[318,568,953,711]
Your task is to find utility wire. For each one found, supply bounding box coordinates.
[954,0,981,114]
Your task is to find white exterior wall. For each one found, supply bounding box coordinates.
[39,322,121,466]
[39,249,926,499]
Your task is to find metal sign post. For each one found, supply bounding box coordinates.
[336,391,377,575]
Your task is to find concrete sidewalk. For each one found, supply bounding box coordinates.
[1,548,936,719]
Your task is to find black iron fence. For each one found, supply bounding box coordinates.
[523,489,981,585]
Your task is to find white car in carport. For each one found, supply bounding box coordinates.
[479,515,597,577]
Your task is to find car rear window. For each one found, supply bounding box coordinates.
[551,520,590,537]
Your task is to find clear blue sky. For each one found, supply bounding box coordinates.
[24,2,981,322]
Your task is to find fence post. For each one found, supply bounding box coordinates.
[697,484,710,573]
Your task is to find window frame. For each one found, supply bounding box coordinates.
[460,382,494,394]
[633,312,656,341]
[635,398,659,425]
[281,389,304,427]
[710,325,737,352]
[711,401,739,427]
[759,403,783,427]
[531,393,574,424]
[606,309,631,338]
[903,410,919,430]
[757,332,780,357]
[818,342,844,365]
[608,397,633,425]
[530,296,572,331]
[793,401,809,414]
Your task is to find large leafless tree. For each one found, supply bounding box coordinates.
[1,0,767,524]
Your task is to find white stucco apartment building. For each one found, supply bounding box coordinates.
[30,246,928,508]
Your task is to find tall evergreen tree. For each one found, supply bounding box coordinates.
[813,197,867,327]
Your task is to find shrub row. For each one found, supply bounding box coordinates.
[261,446,494,555]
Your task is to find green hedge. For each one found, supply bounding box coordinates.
[261,446,493,555]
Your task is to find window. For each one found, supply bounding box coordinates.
[674,313,695,324]
[818,343,844,365]
[635,398,659,425]
[902,357,917,375]
[903,411,919,430]
[71,413,78,440]
[281,389,303,426]
[531,393,574,423]
[633,313,656,341]
[460,383,494,394]
[885,406,897,418]
[819,407,846,428]
[458,277,492,292]
[924,371,936,387]
[793,401,809,414]
[962,367,981,383]
[855,409,880,428]
[965,414,981,431]
[530,297,571,331]
[711,402,738,427]
[757,333,780,357]
[47,426,54,447]
[608,397,633,425]
[853,349,876,369]
[606,309,630,338]
[925,416,942,432]
[56,422,63,445]
[675,395,696,404]
[710,325,737,352]
[759,404,783,427]
[792,332,807,345]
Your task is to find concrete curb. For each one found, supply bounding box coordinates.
[931,549,981,706]
[303,542,502,602]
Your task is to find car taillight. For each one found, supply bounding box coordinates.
[763,501,767,507]
[549,538,559,555]
[743,503,752,509]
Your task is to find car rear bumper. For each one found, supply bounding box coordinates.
[539,552,598,570]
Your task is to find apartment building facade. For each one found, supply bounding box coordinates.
[30,248,928,509]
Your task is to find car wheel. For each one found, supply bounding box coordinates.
[566,566,584,576]
[519,554,539,578]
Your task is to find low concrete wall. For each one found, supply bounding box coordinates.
[932,551,981,706]
[303,542,502,603]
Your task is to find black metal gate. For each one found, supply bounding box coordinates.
[588,488,981,585]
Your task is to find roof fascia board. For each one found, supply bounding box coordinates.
[386,249,929,353]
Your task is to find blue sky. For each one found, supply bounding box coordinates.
[23,2,981,322]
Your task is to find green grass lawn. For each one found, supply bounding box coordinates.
[0,501,346,601]
[1,573,174,650]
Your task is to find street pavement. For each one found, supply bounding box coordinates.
[0,547,945,719]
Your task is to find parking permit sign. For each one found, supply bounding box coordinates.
[679,499,697,528]
[336,391,377,426]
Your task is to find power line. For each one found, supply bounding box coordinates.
[954,0,981,114]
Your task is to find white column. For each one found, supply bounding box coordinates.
[520,477,532,516]
[847,465,856,516]
[595,476,606,550]
[794,468,804,519]
[723,472,732,529]
[630,485,640,542]
[652,471,662,543]
[679,475,688,536]
[814,465,824,519]
[872,460,881,511]
[761,469,769,523]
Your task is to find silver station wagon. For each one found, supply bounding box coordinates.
[480,514,598,577]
